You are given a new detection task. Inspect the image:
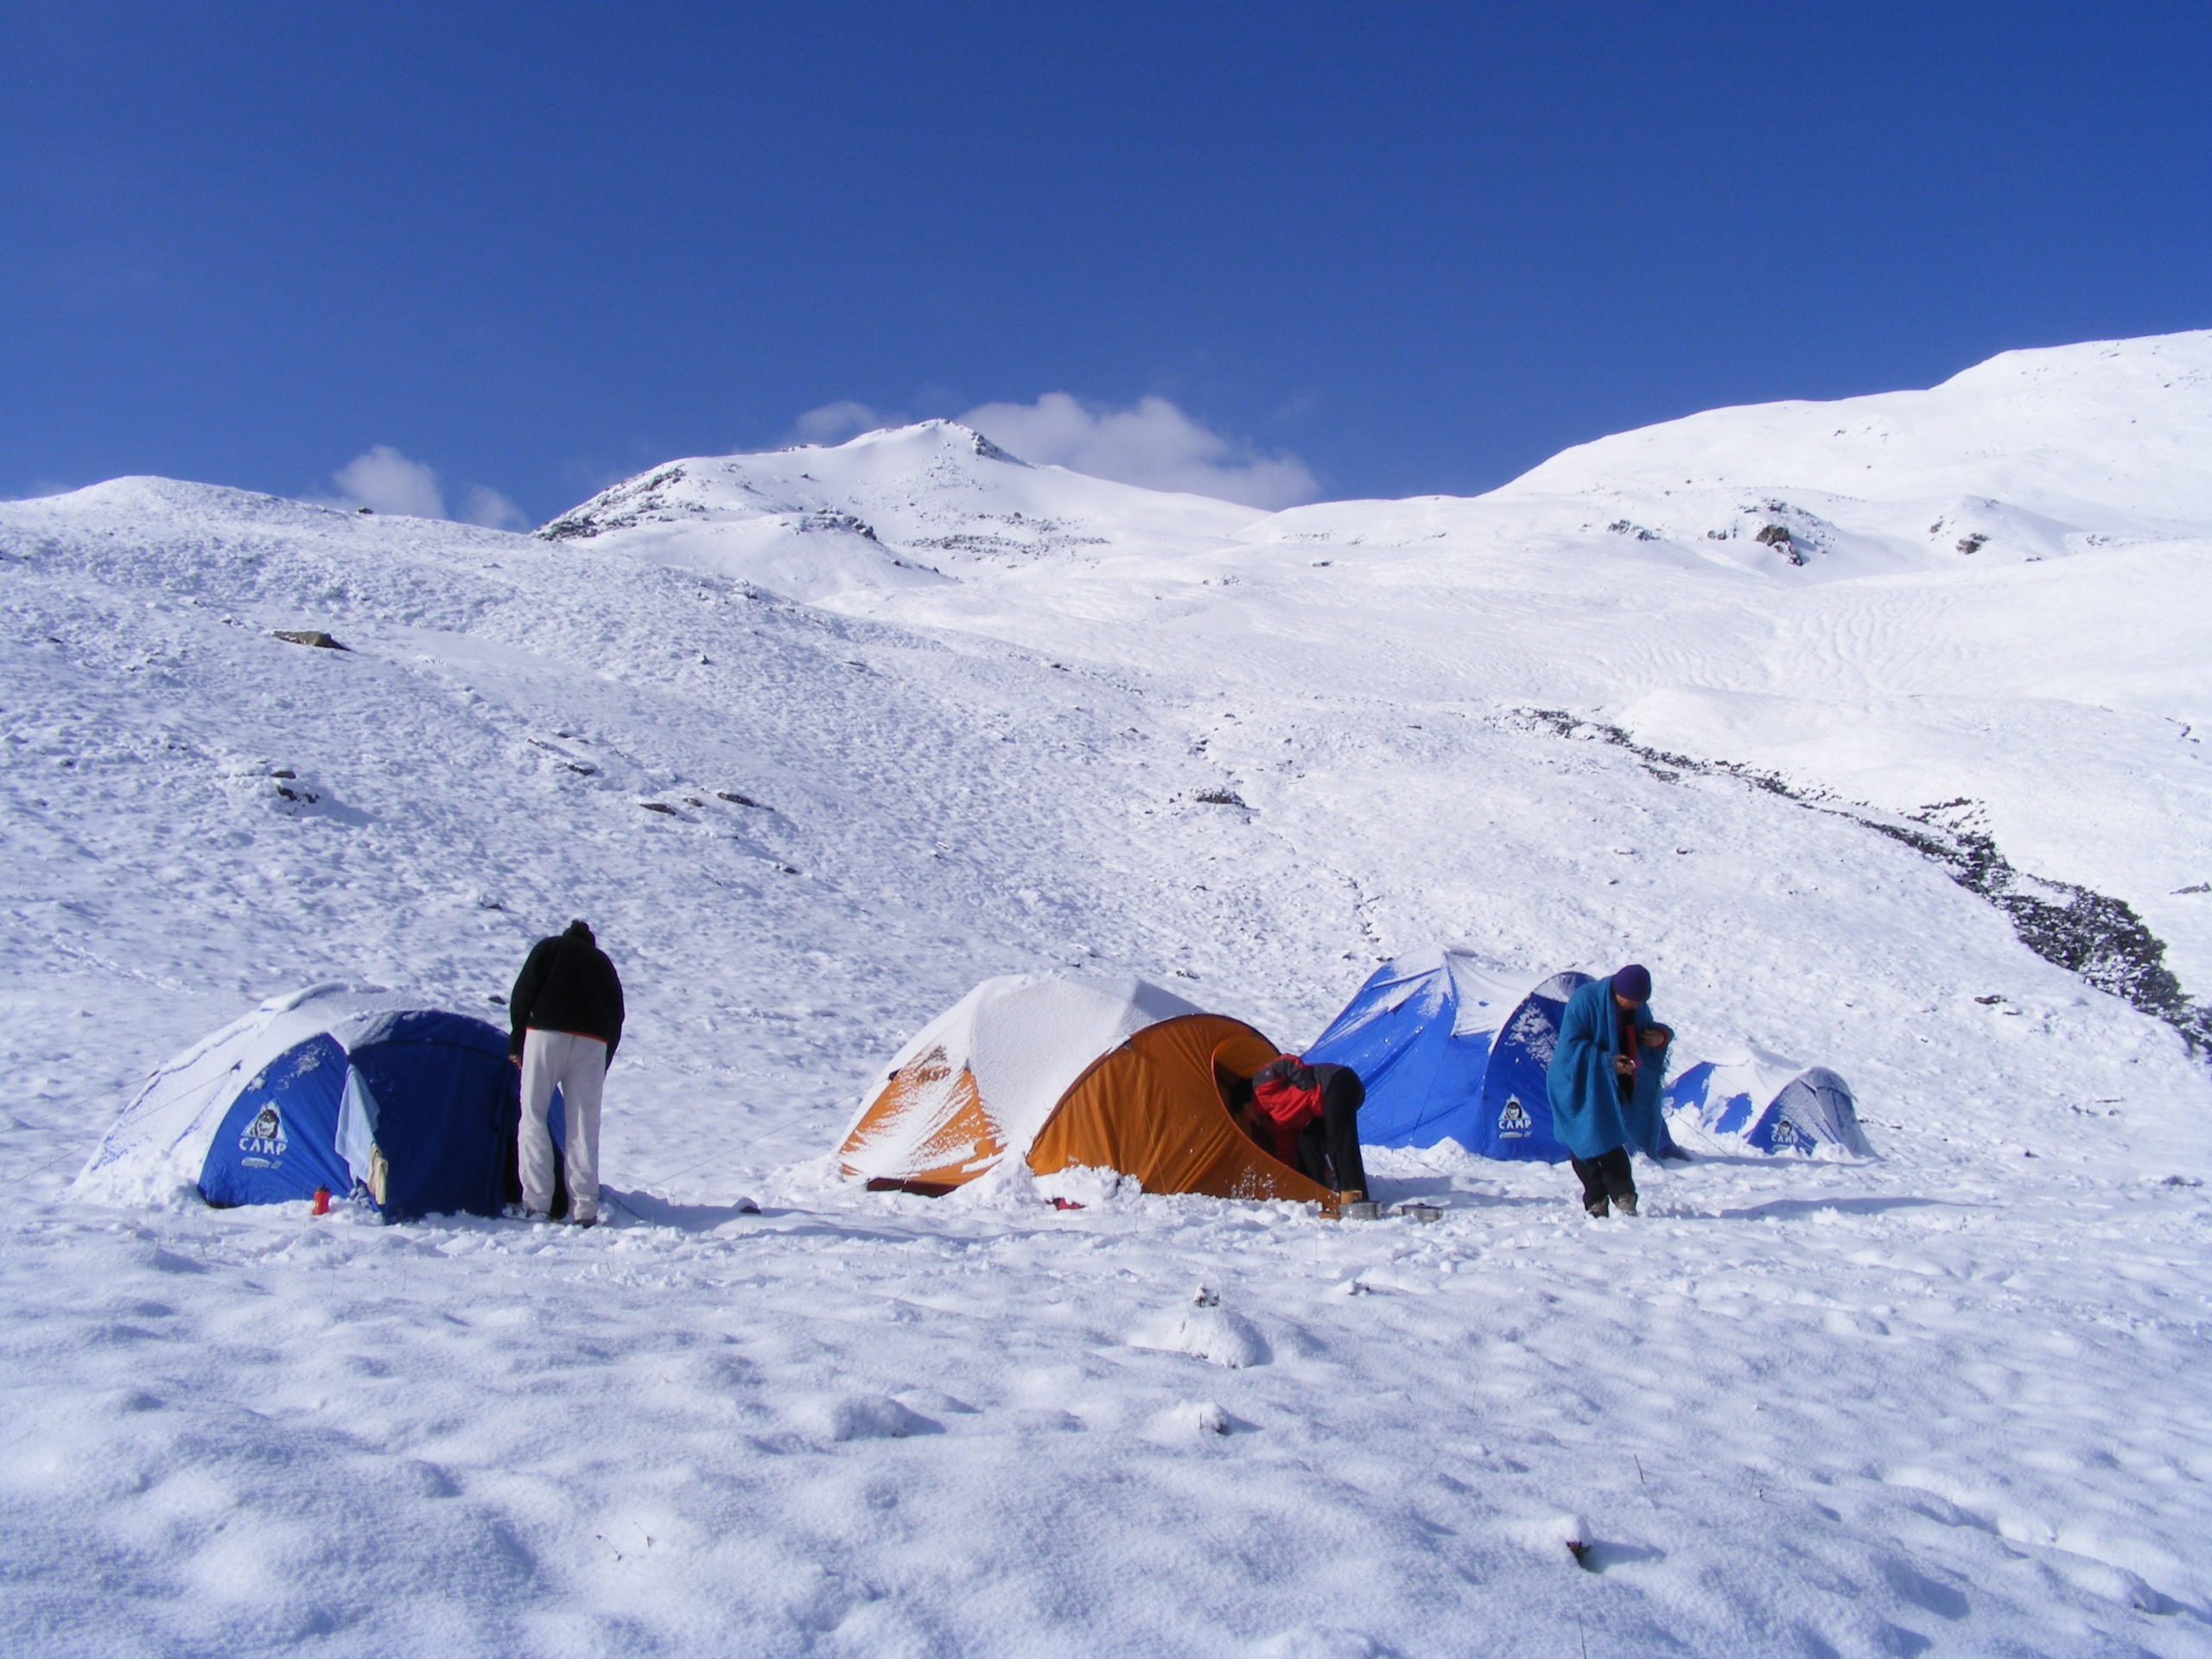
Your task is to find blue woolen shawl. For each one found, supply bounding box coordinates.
[1545,976,1674,1160]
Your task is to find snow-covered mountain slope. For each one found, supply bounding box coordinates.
[537,418,1261,600]
[1246,330,2212,583]
[1498,328,2212,536]
[692,341,2208,1010]
[4,335,2212,1656]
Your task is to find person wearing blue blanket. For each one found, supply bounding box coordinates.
[1546,963,1673,1217]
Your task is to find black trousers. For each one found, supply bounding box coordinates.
[1570,1146,1635,1209]
[1295,1071,1370,1195]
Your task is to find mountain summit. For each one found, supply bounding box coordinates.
[537,419,1259,600]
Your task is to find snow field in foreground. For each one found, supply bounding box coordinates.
[6,1154,2209,1658]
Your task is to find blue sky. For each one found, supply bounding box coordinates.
[4,1,2207,517]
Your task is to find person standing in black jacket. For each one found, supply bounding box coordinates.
[509,919,625,1226]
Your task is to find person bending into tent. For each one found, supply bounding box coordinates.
[1546,963,1671,1218]
[508,919,625,1227]
[1249,1055,1369,1202]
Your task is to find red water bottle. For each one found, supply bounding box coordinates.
[312,1186,331,1216]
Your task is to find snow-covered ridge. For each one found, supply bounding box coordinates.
[542,333,2212,602]
[534,418,1262,600]
[1497,329,2212,527]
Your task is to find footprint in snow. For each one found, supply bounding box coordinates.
[792,1394,940,1444]
[1247,1627,1396,1659]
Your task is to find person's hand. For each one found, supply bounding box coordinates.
[1612,1054,1635,1076]
[1640,1026,1669,1049]
[509,1055,522,1069]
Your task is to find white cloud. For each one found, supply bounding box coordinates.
[956,392,1319,508]
[327,445,447,518]
[461,485,529,531]
[790,401,887,446]
[315,446,531,530]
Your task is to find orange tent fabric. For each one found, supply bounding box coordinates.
[840,1045,999,1194]
[1027,1014,1338,1212]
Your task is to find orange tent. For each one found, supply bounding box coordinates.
[1028,1014,1337,1211]
[837,975,1337,1211]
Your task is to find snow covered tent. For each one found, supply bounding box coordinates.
[1303,950,1619,1162]
[1663,1051,1873,1157]
[837,972,1337,1208]
[76,984,524,1217]
[838,973,1199,1192]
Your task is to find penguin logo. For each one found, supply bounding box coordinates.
[1497,1096,1533,1138]
[239,1104,289,1158]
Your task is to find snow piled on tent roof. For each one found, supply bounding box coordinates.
[839,971,1202,1184]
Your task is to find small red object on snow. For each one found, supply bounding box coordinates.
[1052,1197,1084,1211]
[311,1186,331,1216]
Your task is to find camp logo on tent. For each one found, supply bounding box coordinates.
[1497,1096,1533,1139]
[837,971,1342,1211]
[238,1104,288,1160]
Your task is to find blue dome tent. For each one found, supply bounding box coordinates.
[76,984,531,1217]
[1304,950,1628,1163]
[1662,1051,1872,1158]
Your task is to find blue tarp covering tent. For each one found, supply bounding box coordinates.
[1663,1050,1873,1158]
[1303,950,1613,1163]
[76,984,533,1217]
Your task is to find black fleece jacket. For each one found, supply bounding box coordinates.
[509,925,625,1061]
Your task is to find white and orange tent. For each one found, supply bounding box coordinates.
[836,972,1338,1211]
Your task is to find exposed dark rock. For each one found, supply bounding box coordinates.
[969,429,1027,465]
[798,511,879,541]
[1193,788,1248,808]
[1754,524,1807,565]
[271,630,348,650]
[1517,707,2212,1052]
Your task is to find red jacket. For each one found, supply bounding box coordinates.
[1251,1058,1325,1166]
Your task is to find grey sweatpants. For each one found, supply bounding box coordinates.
[519,1027,605,1222]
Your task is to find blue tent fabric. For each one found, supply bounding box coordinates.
[85,988,524,1220]
[344,1011,520,1217]
[1303,953,1595,1163]
[1470,975,1591,1161]
[1545,977,1675,1162]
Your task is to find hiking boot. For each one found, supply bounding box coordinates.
[1584,1195,1611,1219]
[568,1212,600,1230]
[1617,1192,1639,1217]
